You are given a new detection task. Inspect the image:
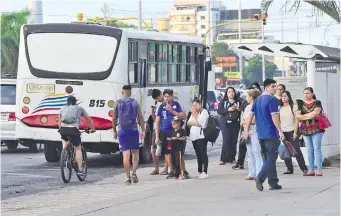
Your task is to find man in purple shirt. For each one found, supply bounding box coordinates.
[243,79,285,191]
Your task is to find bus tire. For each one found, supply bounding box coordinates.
[44,142,60,162]
[139,124,152,164]
[6,141,18,150]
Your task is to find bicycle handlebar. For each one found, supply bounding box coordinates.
[81,128,95,134]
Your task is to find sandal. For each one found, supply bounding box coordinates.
[303,171,315,176]
[315,171,323,176]
[131,172,139,183]
[219,162,226,165]
[150,170,159,175]
[160,170,168,175]
[245,176,254,180]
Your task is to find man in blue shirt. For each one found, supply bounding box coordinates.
[243,79,285,191]
[155,89,186,179]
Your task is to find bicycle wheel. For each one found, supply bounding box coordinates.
[60,148,72,183]
[77,147,87,181]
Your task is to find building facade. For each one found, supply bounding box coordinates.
[165,0,223,42]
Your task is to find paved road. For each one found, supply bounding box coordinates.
[2,155,339,216]
[0,134,224,201]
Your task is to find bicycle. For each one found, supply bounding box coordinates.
[60,128,93,183]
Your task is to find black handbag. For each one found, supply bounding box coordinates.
[225,110,240,121]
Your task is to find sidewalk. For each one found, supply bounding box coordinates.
[2,156,340,216]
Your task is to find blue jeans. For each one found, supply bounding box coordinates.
[257,138,281,187]
[303,133,323,170]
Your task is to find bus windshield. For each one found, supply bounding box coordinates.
[27,33,117,73]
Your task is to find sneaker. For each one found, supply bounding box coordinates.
[155,141,162,156]
[254,177,264,191]
[131,172,139,183]
[76,170,85,177]
[198,172,209,179]
[283,170,293,174]
[125,178,132,185]
[178,175,185,180]
[269,184,282,190]
[166,171,175,179]
[232,164,244,170]
[183,171,190,179]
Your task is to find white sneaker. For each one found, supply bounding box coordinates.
[198,172,209,179]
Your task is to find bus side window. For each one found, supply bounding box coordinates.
[147,43,157,84]
[157,43,168,84]
[128,41,138,85]
[168,44,178,83]
[189,46,197,83]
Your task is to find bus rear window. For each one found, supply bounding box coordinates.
[1,85,16,105]
[26,33,118,78]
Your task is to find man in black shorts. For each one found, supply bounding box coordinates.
[154,89,186,179]
[58,96,95,177]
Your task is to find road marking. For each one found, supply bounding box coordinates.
[2,172,55,179]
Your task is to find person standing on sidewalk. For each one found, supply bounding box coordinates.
[233,84,262,170]
[218,86,241,165]
[150,89,168,175]
[154,89,187,179]
[296,87,324,177]
[275,84,286,106]
[169,117,187,180]
[243,79,285,191]
[187,98,210,179]
[241,88,263,180]
[279,91,308,175]
[112,85,145,185]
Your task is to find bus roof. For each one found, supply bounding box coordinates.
[122,28,204,44]
[22,23,204,45]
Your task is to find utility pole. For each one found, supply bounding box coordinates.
[281,11,285,77]
[103,2,108,19]
[261,21,265,81]
[238,0,243,80]
[208,0,212,57]
[296,16,299,43]
[137,0,142,30]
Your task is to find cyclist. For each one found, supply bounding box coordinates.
[58,96,95,177]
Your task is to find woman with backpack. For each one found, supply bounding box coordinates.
[217,86,241,165]
[279,91,308,175]
[187,98,210,179]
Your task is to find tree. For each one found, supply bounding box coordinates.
[243,55,277,87]
[211,42,235,64]
[106,21,137,29]
[1,9,30,74]
[262,0,340,23]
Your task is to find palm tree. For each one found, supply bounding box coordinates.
[1,9,30,74]
[261,0,340,23]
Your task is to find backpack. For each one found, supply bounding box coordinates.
[200,109,220,143]
[117,98,137,130]
[61,105,79,124]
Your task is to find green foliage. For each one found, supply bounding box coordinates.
[243,55,277,87]
[106,21,137,29]
[211,42,236,64]
[1,9,30,74]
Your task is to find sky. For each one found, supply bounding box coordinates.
[2,0,341,47]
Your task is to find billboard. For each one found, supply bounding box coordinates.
[224,71,241,81]
[216,56,237,68]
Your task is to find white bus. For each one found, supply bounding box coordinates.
[16,23,207,163]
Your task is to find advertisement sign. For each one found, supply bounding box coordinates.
[274,76,307,101]
[216,56,237,68]
[315,62,338,73]
[224,71,241,81]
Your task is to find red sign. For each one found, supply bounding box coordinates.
[215,78,222,86]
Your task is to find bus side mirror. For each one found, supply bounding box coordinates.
[205,56,212,71]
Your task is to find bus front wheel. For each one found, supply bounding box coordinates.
[44,142,60,162]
